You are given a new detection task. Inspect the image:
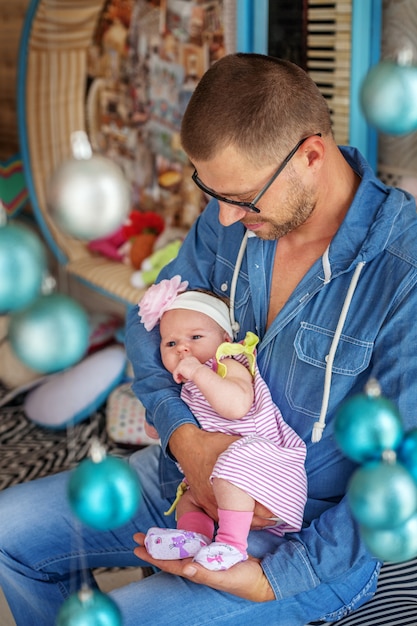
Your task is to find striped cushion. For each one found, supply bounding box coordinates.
[335,559,417,625]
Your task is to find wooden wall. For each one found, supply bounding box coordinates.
[0,1,31,160]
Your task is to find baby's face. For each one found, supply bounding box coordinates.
[159,309,229,374]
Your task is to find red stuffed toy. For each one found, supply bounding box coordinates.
[88,210,165,268]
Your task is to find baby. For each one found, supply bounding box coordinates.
[138,275,307,571]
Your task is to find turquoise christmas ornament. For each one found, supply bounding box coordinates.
[0,222,47,314]
[360,512,417,563]
[8,293,89,373]
[56,586,122,626]
[360,58,417,135]
[334,381,404,463]
[348,459,417,530]
[68,441,141,530]
[398,428,417,483]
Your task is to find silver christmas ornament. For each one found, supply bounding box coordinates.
[47,131,130,240]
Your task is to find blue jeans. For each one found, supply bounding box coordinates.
[0,445,377,625]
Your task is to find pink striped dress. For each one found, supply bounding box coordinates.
[180,336,307,536]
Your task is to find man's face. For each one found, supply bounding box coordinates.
[192,144,317,240]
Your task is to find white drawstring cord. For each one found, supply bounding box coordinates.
[312,261,366,443]
[229,230,249,340]
[229,233,365,442]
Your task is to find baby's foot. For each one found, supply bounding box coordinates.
[145,527,210,560]
[193,542,248,571]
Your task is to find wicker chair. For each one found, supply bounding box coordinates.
[18,0,146,306]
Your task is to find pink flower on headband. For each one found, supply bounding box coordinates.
[138,275,189,331]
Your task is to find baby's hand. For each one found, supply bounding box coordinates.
[173,356,204,383]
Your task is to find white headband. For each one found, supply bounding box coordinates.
[167,291,233,338]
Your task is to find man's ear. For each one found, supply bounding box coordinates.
[305,134,324,169]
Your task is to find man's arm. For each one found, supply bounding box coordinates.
[133,486,376,603]
[125,202,223,452]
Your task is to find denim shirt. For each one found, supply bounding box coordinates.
[126,146,417,610]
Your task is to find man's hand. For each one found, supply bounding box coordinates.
[168,426,276,526]
[133,532,275,602]
[169,426,236,520]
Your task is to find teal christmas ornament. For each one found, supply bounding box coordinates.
[0,221,47,314]
[334,380,404,463]
[68,440,141,530]
[348,458,417,530]
[360,58,417,135]
[56,585,122,626]
[398,428,417,483]
[360,511,417,563]
[8,293,89,373]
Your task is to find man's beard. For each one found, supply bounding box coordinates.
[245,178,316,240]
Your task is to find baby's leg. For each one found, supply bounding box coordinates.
[213,476,255,512]
[194,478,254,571]
[176,489,215,540]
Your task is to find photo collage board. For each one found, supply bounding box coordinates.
[86,0,231,230]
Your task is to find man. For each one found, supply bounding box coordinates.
[1,53,417,625]
[129,53,417,622]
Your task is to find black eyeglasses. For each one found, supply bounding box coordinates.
[192,133,322,214]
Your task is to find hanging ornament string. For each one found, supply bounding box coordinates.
[66,422,93,600]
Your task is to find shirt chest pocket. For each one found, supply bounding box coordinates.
[286,322,373,418]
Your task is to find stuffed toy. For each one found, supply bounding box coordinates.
[130,239,182,289]
[122,210,165,268]
[88,210,165,269]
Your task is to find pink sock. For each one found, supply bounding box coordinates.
[177,511,214,541]
[215,509,254,554]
